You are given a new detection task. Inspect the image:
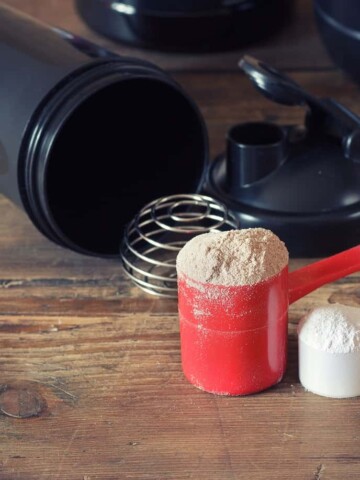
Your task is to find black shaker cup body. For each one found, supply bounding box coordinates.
[0,4,208,257]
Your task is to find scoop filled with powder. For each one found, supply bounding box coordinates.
[177,228,290,396]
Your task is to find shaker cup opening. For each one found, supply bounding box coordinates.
[43,78,206,256]
[0,4,208,258]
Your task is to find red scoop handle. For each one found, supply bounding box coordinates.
[288,245,360,305]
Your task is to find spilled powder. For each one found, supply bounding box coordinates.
[298,304,360,354]
[176,228,288,286]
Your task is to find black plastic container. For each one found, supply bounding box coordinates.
[76,0,292,52]
[315,0,360,83]
[0,4,207,257]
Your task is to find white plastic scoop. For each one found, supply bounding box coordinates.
[298,304,360,398]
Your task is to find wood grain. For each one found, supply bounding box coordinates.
[0,1,360,479]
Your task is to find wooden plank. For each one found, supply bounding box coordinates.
[2,0,333,72]
[0,312,360,479]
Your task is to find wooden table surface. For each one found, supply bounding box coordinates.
[1,1,360,479]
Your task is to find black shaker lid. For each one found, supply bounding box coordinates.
[205,56,360,257]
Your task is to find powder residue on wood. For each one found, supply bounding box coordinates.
[176,228,288,286]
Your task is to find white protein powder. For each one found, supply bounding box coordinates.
[298,304,360,398]
[298,304,360,354]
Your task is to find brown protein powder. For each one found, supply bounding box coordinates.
[176,228,289,286]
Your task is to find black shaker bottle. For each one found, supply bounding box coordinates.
[0,4,208,257]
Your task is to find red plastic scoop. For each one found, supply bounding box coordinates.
[178,245,360,396]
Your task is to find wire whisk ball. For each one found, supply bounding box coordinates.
[120,194,238,297]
